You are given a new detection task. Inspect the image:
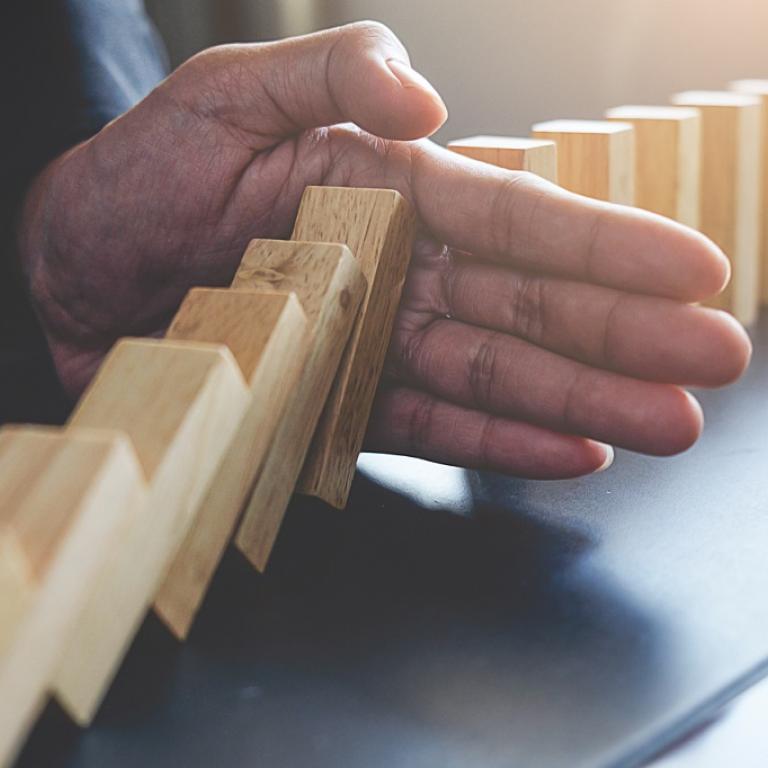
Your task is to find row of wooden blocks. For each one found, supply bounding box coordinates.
[448,80,768,326]
[0,186,415,765]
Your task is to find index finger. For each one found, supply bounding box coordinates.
[409,144,729,302]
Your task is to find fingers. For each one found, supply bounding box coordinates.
[410,254,752,387]
[407,145,730,302]
[392,318,704,455]
[172,21,447,142]
[366,386,614,479]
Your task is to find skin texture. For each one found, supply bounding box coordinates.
[18,22,752,480]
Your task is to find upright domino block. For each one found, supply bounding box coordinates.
[0,427,145,767]
[292,187,415,509]
[605,106,701,227]
[730,80,768,304]
[53,339,249,724]
[234,240,366,570]
[531,120,635,204]
[447,136,558,181]
[153,289,308,639]
[671,91,762,325]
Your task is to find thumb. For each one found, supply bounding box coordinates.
[170,21,448,142]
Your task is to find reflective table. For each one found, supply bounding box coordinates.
[16,316,768,768]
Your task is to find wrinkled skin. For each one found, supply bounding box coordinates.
[19,22,751,479]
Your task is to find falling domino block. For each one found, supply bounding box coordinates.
[152,289,308,639]
[290,187,416,509]
[531,120,635,204]
[447,136,558,181]
[730,80,768,304]
[605,105,701,227]
[671,91,762,325]
[53,339,249,724]
[233,240,366,570]
[0,427,145,767]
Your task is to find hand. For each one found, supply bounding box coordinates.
[19,22,751,479]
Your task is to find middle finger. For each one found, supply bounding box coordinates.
[404,255,750,387]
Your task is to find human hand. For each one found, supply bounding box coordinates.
[18,22,751,478]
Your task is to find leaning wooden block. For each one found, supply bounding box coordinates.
[531,119,635,204]
[0,525,31,659]
[153,289,308,639]
[291,186,415,509]
[730,80,768,304]
[53,339,249,724]
[605,105,701,227]
[447,136,558,181]
[234,240,366,570]
[0,427,145,767]
[671,91,762,325]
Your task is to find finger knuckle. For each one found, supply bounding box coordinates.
[509,274,547,342]
[477,416,496,469]
[468,335,500,408]
[441,260,462,317]
[344,19,399,46]
[180,44,242,82]
[408,392,437,452]
[561,370,586,431]
[325,124,388,183]
[171,44,257,116]
[399,328,428,378]
[489,172,533,257]
[584,208,608,282]
[600,294,624,367]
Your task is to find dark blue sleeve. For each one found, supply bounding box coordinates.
[62,0,170,141]
[1,0,171,424]
[3,0,169,201]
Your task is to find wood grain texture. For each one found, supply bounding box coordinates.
[671,91,762,325]
[0,536,29,658]
[531,120,635,203]
[153,289,308,638]
[233,240,366,570]
[447,135,558,181]
[290,186,416,508]
[605,105,701,226]
[730,80,768,304]
[53,339,249,724]
[0,427,145,767]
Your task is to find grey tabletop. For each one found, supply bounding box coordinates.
[16,315,768,768]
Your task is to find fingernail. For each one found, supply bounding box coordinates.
[386,58,446,106]
[594,445,615,473]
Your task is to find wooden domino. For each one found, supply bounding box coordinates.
[605,105,701,226]
[233,239,366,570]
[447,135,558,181]
[531,119,635,204]
[730,80,768,305]
[0,427,145,766]
[53,339,249,723]
[671,91,762,325]
[152,289,308,639]
[290,186,415,509]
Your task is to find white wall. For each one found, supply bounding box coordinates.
[146,0,322,63]
[322,0,768,142]
[147,0,768,143]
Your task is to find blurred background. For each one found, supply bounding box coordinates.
[145,0,768,142]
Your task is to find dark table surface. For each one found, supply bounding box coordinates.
[16,315,768,768]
